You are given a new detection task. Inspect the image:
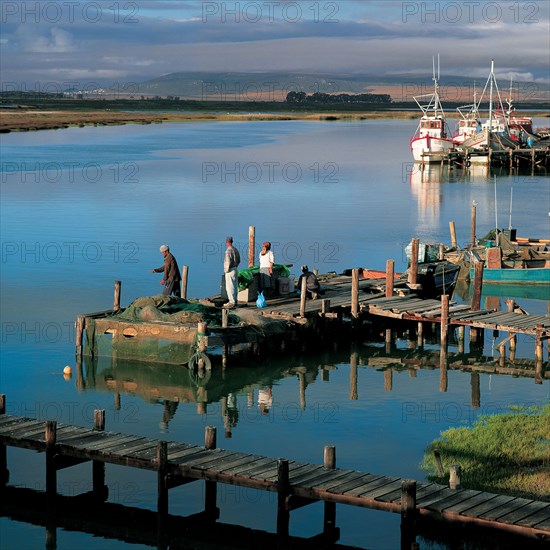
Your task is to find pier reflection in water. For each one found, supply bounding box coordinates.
[77,341,547,438]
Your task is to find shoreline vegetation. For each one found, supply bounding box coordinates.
[1,104,548,133]
[422,404,550,502]
[0,108,419,133]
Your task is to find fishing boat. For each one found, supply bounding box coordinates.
[468,244,550,285]
[452,90,481,145]
[459,61,520,161]
[410,56,455,163]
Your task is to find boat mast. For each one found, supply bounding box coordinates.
[488,59,494,137]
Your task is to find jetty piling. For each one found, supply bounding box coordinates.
[2,395,550,545]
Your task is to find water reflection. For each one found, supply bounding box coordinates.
[77,342,546,436]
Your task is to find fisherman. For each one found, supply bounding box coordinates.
[297,265,322,300]
[223,236,241,307]
[151,244,182,297]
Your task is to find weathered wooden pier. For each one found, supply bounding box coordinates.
[76,251,549,372]
[418,143,550,169]
[1,396,549,549]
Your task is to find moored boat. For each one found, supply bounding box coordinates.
[410,56,455,163]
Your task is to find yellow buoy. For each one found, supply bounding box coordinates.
[63,365,72,375]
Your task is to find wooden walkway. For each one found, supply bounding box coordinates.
[1,407,549,543]
[78,272,548,366]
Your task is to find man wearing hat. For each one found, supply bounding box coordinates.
[151,245,182,297]
[223,236,241,307]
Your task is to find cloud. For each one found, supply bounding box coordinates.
[1,1,548,87]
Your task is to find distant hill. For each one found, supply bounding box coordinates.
[133,71,549,103]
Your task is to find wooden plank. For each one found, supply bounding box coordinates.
[444,492,499,514]
[78,435,143,452]
[462,494,518,518]
[480,497,534,521]
[171,448,214,466]
[0,419,44,435]
[56,427,94,443]
[224,457,276,477]
[167,445,200,462]
[515,506,550,528]
[293,468,347,489]
[0,416,32,428]
[57,432,112,448]
[130,445,166,461]
[288,465,325,485]
[117,441,158,458]
[365,480,405,501]
[425,489,482,512]
[531,517,550,530]
[3,421,48,437]
[357,477,401,499]
[346,475,398,498]
[315,471,365,493]
[417,488,458,507]
[328,474,383,495]
[496,501,550,524]
[192,451,244,470]
[307,469,356,491]
[208,454,264,474]
[177,449,231,469]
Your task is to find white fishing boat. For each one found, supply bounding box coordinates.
[460,61,519,155]
[410,56,455,163]
[452,90,481,145]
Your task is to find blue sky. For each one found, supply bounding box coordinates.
[1,1,549,90]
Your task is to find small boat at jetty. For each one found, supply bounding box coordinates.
[410,56,454,163]
[444,229,550,286]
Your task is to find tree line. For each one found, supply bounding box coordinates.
[286,91,392,104]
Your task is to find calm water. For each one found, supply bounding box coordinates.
[0,119,549,550]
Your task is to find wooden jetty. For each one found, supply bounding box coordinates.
[418,144,550,169]
[1,396,549,547]
[76,252,549,369]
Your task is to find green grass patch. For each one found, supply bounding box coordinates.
[422,404,550,501]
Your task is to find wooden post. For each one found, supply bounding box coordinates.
[313,268,319,276]
[205,426,217,518]
[321,299,331,315]
[181,265,189,299]
[277,459,290,537]
[385,260,394,297]
[350,350,358,401]
[505,300,517,355]
[439,347,448,393]
[45,420,57,500]
[384,368,393,392]
[157,440,168,517]
[438,243,444,261]
[417,322,423,348]
[470,203,477,246]
[408,239,419,285]
[323,445,337,535]
[248,225,255,268]
[0,395,4,415]
[470,261,484,345]
[351,268,359,323]
[113,280,121,311]
[300,275,307,317]
[535,324,543,361]
[449,221,457,249]
[385,328,393,354]
[221,308,229,328]
[457,326,465,354]
[471,373,480,408]
[400,480,416,550]
[93,409,107,500]
[440,295,449,349]
[449,465,462,490]
[75,315,85,355]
